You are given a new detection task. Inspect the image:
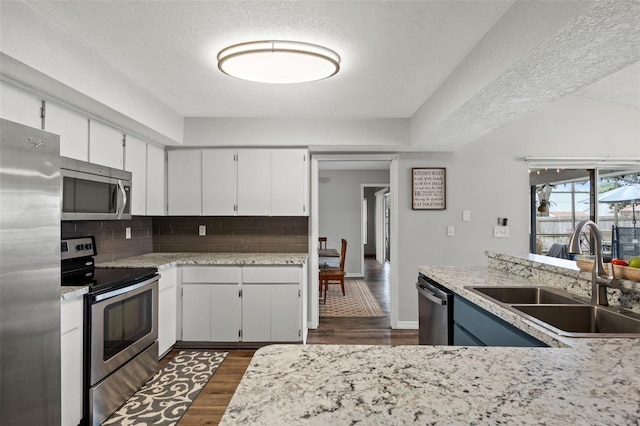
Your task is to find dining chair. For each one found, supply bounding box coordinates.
[319,238,347,304]
[319,237,327,250]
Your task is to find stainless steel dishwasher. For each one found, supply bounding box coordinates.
[416,274,453,345]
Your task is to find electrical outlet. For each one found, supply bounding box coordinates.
[447,226,455,237]
[125,227,131,239]
[199,225,206,236]
[462,210,471,222]
[493,226,509,238]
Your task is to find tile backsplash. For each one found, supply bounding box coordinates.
[62,216,309,262]
[62,216,153,263]
[152,216,308,253]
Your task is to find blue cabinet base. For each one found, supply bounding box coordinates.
[453,295,547,347]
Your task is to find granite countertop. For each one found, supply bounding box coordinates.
[64,253,307,300]
[61,286,88,301]
[97,252,308,270]
[221,257,640,425]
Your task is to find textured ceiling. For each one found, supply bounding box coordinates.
[15,0,640,150]
[23,0,512,118]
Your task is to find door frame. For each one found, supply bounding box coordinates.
[309,154,399,329]
[360,184,390,276]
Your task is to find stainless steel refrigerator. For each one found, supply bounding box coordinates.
[0,118,61,425]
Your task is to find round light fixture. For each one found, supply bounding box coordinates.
[217,40,340,84]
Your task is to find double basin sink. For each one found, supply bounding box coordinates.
[465,286,640,338]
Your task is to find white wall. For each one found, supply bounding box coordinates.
[184,117,410,147]
[0,2,183,145]
[319,169,390,276]
[395,94,640,323]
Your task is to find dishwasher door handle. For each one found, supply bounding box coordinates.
[416,284,448,305]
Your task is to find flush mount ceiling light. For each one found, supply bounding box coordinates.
[217,40,340,84]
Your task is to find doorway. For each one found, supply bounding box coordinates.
[309,154,399,330]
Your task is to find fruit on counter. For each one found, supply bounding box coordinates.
[629,256,640,268]
[611,258,629,266]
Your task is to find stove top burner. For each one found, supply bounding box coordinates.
[61,236,157,294]
[63,267,158,294]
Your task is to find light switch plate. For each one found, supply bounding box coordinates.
[199,225,206,236]
[447,226,455,237]
[125,227,131,239]
[493,226,509,238]
[462,210,471,222]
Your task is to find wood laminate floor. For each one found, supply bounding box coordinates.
[164,258,418,425]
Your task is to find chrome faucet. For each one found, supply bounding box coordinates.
[568,220,620,306]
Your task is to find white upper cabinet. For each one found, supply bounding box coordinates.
[146,144,166,216]
[168,150,202,215]
[272,149,308,216]
[237,149,271,216]
[124,135,148,216]
[45,102,89,161]
[167,148,309,216]
[0,82,42,129]
[202,149,237,216]
[89,120,124,169]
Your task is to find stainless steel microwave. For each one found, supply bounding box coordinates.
[61,156,132,220]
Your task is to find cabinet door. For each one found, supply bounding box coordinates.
[181,284,210,341]
[272,149,307,216]
[202,149,237,215]
[89,120,124,169]
[237,149,271,215]
[146,144,166,216]
[124,135,147,216]
[211,284,241,342]
[158,267,178,357]
[61,298,83,426]
[0,82,41,129]
[168,150,201,215]
[270,284,300,341]
[241,285,271,341]
[45,101,89,161]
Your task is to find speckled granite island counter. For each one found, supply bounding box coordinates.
[97,252,308,269]
[220,252,640,425]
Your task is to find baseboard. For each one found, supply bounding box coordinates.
[395,321,418,330]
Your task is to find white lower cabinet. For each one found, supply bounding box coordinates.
[242,267,301,342]
[61,297,83,426]
[181,267,242,342]
[158,267,178,358]
[179,265,303,343]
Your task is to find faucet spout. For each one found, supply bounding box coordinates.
[568,220,620,306]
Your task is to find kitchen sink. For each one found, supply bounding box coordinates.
[464,285,640,338]
[512,305,640,337]
[466,286,586,305]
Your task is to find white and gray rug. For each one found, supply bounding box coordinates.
[103,350,228,426]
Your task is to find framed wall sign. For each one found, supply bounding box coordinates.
[412,167,446,210]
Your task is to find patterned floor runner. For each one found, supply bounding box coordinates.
[319,279,386,317]
[103,350,227,426]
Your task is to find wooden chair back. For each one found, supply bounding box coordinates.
[319,237,327,250]
[338,238,347,271]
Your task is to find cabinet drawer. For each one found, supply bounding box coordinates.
[182,266,241,283]
[242,266,300,283]
[454,295,546,347]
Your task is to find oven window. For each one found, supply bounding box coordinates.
[103,289,153,360]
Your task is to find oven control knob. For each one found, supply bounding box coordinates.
[84,243,93,250]
[76,244,84,251]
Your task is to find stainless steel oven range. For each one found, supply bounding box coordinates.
[61,236,159,426]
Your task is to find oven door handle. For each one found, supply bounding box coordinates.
[93,276,157,302]
[416,283,448,305]
[116,180,127,220]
